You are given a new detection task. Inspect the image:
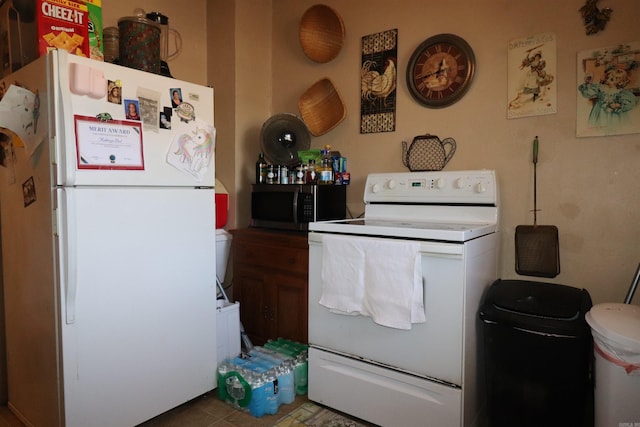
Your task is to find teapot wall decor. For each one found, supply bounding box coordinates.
[401,134,456,171]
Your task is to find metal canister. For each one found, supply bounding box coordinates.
[266,165,276,184]
[295,166,305,184]
[103,27,120,63]
[280,165,289,184]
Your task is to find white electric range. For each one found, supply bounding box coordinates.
[307,170,499,427]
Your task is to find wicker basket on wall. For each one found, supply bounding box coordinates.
[298,77,346,137]
[298,4,345,63]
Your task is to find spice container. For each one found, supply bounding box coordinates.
[103,27,119,63]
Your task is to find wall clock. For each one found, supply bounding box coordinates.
[406,34,476,108]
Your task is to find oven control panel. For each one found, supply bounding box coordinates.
[364,170,497,205]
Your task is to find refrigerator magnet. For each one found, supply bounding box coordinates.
[69,63,107,99]
[137,87,161,133]
[124,99,140,120]
[74,115,144,170]
[170,88,183,108]
[107,80,122,104]
[175,102,195,123]
[160,107,172,130]
[95,113,113,122]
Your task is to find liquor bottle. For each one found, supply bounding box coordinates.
[256,153,267,184]
[317,145,334,185]
[306,159,317,184]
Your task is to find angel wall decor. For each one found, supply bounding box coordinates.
[579,0,613,35]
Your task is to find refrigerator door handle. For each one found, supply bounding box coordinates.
[60,188,78,324]
[54,50,77,186]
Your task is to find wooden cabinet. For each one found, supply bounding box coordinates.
[230,228,308,346]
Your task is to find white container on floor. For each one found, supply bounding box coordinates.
[216,300,241,362]
[215,229,233,283]
[586,303,640,427]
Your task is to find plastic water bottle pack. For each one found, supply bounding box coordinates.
[216,340,308,418]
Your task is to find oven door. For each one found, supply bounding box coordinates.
[309,231,483,385]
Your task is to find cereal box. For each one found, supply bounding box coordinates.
[37,0,89,58]
[83,0,103,60]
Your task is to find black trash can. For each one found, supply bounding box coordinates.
[479,279,593,427]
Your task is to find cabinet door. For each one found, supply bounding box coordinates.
[231,229,309,346]
[267,271,308,344]
[233,266,269,346]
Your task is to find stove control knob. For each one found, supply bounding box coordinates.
[371,183,381,193]
[455,177,469,189]
[435,178,446,189]
[475,182,487,193]
[387,179,397,189]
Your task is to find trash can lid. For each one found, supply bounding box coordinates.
[586,303,640,353]
[479,279,592,336]
[491,280,586,319]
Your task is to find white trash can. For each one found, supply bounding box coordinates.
[216,300,240,362]
[215,229,233,283]
[585,303,640,427]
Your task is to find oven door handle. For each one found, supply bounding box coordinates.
[309,233,465,256]
[418,242,463,256]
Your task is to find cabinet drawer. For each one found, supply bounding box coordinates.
[235,241,308,274]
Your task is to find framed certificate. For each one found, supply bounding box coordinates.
[74,115,144,170]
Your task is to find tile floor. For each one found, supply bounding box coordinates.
[0,393,314,427]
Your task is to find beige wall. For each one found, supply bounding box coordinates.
[221,0,272,229]
[106,0,639,306]
[266,0,640,305]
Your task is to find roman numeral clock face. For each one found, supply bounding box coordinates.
[406,34,475,108]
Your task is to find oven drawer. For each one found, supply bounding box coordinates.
[309,347,462,427]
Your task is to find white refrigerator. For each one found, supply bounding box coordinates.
[0,50,218,427]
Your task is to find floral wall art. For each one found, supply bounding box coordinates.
[576,41,640,137]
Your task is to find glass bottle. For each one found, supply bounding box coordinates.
[256,153,267,184]
[279,165,289,184]
[317,145,334,185]
[306,160,317,184]
[266,164,276,184]
[295,165,305,184]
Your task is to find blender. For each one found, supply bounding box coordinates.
[145,11,182,77]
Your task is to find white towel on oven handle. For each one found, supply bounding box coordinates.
[319,234,425,330]
[319,234,366,314]
[362,241,425,329]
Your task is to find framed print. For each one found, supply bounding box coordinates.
[360,29,398,134]
[507,32,557,119]
[577,41,640,137]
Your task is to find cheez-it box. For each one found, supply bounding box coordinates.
[37,0,89,58]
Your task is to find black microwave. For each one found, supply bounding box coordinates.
[251,184,347,231]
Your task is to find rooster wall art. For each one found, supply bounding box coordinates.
[360,29,398,134]
[361,58,397,108]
